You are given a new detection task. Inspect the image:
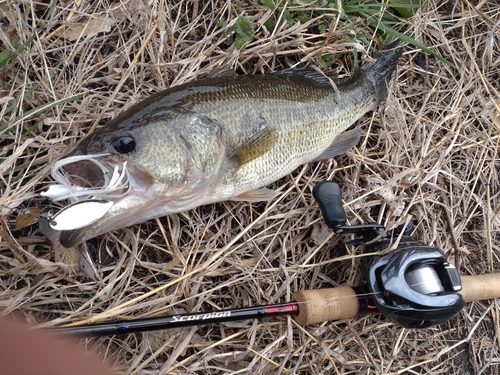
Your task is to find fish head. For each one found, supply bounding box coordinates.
[47,113,224,247]
[66,121,191,194]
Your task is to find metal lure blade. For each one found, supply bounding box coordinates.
[49,200,113,231]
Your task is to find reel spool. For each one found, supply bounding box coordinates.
[362,242,464,328]
[313,181,465,329]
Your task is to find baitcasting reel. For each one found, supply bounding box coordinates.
[313,181,465,328]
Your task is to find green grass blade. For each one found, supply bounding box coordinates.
[373,21,457,69]
[0,93,84,134]
[44,0,59,20]
[348,6,456,69]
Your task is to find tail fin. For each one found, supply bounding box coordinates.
[362,40,403,106]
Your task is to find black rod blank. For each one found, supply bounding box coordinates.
[47,302,299,337]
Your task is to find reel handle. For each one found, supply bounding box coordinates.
[313,181,384,241]
[313,181,346,232]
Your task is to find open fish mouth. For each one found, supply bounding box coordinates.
[42,153,156,247]
[41,154,131,203]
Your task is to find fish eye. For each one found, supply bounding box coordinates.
[112,136,136,154]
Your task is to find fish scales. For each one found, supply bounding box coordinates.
[189,75,373,199]
[42,42,402,247]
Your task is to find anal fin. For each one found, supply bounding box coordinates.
[231,188,279,202]
[312,128,362,162]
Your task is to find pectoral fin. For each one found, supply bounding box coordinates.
[312,128,362,162]
[229,127,278,169]
[231,188,279,202]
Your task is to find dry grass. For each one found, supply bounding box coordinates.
[1,0,499,374]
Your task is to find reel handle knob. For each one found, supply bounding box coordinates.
[313,181,346,232]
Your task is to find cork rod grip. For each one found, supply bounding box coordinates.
[460,273,500,303]
[292,287,360,326]
[292,273,500,326]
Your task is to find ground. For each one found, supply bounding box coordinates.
[0,0,499,374]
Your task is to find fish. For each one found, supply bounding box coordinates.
[42,41,403,248]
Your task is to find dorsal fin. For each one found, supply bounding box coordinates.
[271,68,338,87]
[205,66,238,79]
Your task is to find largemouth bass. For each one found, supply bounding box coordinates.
[43,41,402,248]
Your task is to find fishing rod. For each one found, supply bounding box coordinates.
[47,182,500,337]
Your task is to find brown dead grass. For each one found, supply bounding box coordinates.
[1,0,499,374]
